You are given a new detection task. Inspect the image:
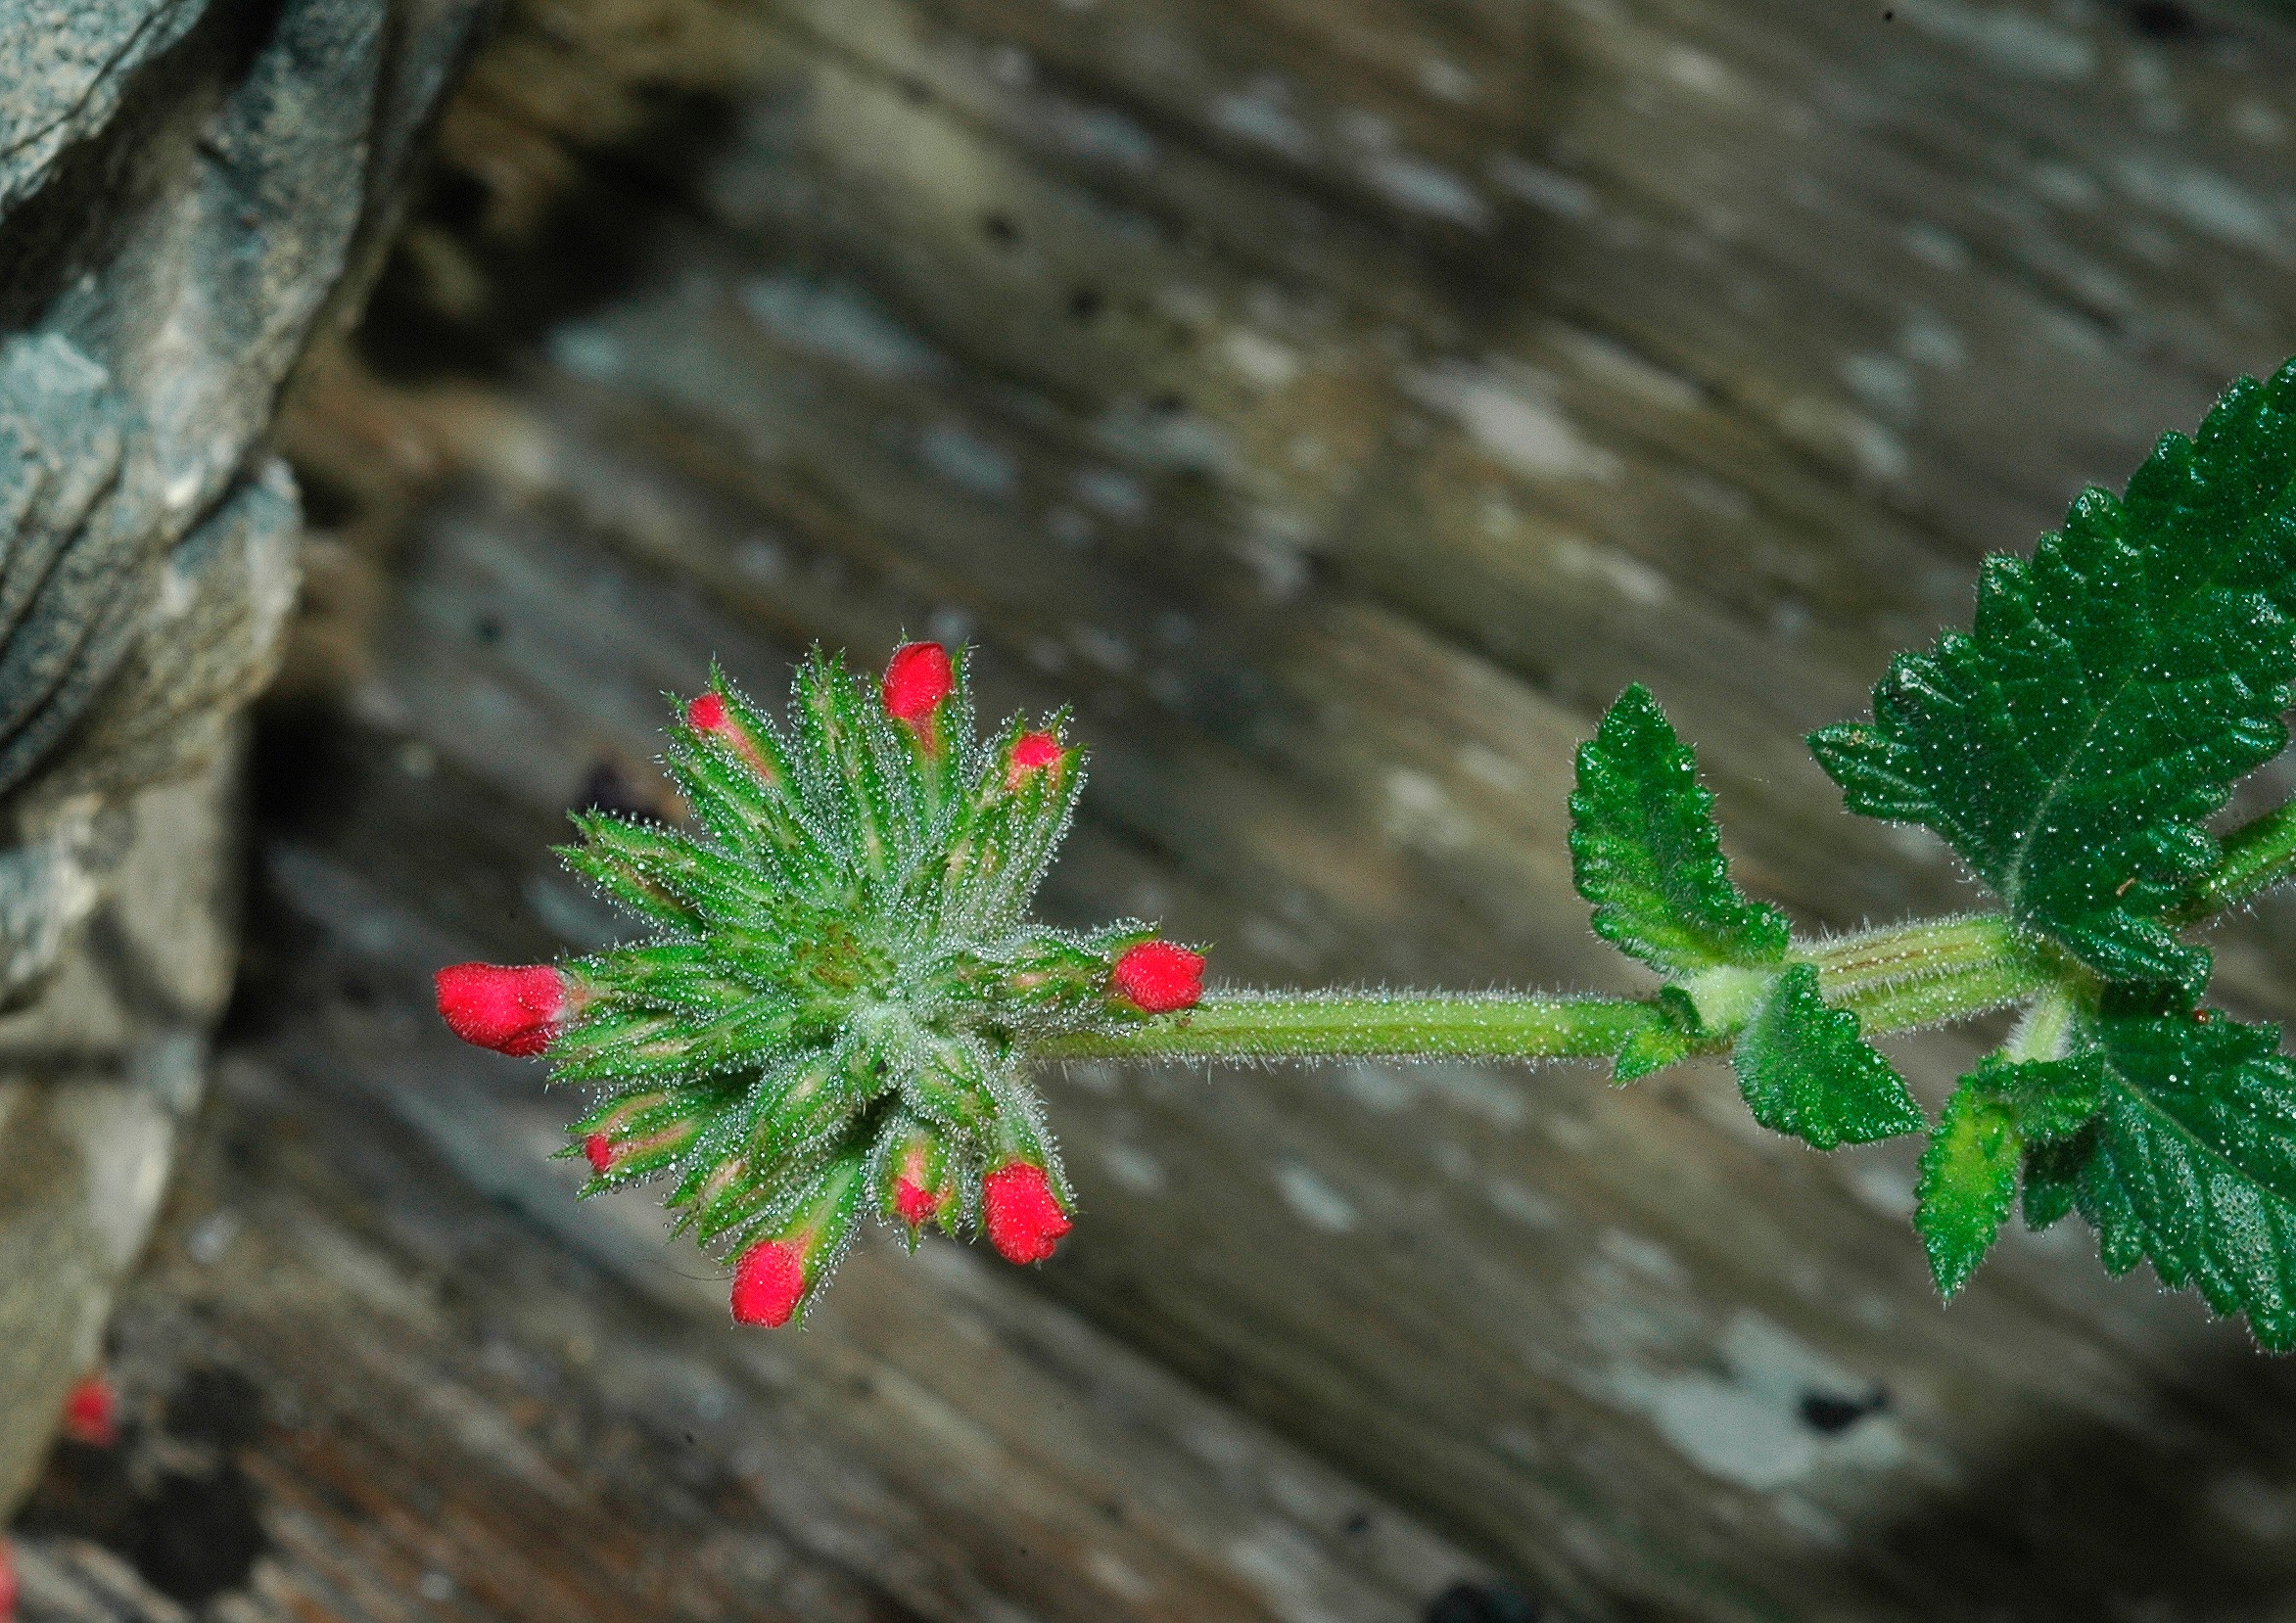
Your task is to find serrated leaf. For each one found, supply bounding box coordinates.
[1570,684,1789,975]
[1732,964,1924,1149]
[2053,1012,2296,1349]
[1916,1080,2020,1297]
[1811,360,2296,988]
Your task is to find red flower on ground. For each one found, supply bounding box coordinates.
[881,642,955,729]
[982,1161,1072,1264]
[435,963,568,1057]
[730,1239,808,1326]
[0,1536,17,1622]
[1110,941,1205,1014]
[61,1373,117,1448]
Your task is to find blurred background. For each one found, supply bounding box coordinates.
[17,0,2296,1618]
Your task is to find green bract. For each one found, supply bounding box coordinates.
[552,650,1169,1311]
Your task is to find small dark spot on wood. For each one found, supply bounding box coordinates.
[1148,393,1187,415]
[1345,1508,1374,1535]
[1068,286,1103,321]
[2126,0,2198,38]
[1426,1578,1541,1623]
[474,611,505,644]
[1099,1498,1126,1523]
[136,1463,267,1605]
[982,212,1021,247]
[1882,8,1895,18]
[1799,1386,1889,1434]
[899,75,932,104]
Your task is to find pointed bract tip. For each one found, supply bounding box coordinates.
[983,1161,1071,1264]
[62,1373,117,1448]
[882,642,955,726]
[583,1133,615,1175]
[730,1239,808,1326]
[686,691,729,732]
[436,963,568,1057]
[1111,941,1205,1014]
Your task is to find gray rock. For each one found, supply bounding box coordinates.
[0,0,492,1515]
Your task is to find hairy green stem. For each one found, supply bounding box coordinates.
[1036,993,1663,1063]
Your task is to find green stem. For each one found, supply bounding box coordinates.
[2175,799,2296,921]
[1035,993,1663,1063]
[1036,801,2296,1075]
[1034,918,2056,1068]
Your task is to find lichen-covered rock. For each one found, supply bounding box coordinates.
[0,0,492,1514]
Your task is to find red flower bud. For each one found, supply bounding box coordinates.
[729,1239,808,1326]
[436,963,570,1057]
[583,1133,615,1175]
[983,1161,1071,1264]
[62,1373,117,1448]
[882,642,955,729]
[893,1175,939,1227]
[1006,729,1064,790]
[685,692,728,732]
[1110,941,1205,1014]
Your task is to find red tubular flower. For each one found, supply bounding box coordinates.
[62,1373,117,1448]
[729,1239,809,1326]
[436,963,569,1057]
[1006,728,1064,790]
[881,642,955,730]
[982,1161,1072,1264]
[685,692,728,732]
[1110,941,1205,1014]
[893,1176,939,1227]
[583,1134,615,1175]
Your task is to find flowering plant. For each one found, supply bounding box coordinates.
[445,356,2296,1349]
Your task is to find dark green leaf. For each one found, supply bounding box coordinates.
[2056,1013,2296,1349]
[1731,964,1924,1149]
[1811,360,2296,988]
[1570,684,1789,975]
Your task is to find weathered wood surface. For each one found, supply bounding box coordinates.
[34,0,2296,1617]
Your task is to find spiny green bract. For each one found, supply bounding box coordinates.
[550,648,1167,1316]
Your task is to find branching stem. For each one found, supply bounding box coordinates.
[1037,799,2296,1073]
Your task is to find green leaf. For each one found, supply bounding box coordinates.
[1810,360,2296,989]
[1570,684,1790,975]
[1731,964,1924,1149]
[1916,1082,2020,1297]
[1613,1010,1697,1083]
[1914,1053,2100,1296]
[2053,1012,2296,1349]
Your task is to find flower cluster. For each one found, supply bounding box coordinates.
[437,643,1204,1326]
